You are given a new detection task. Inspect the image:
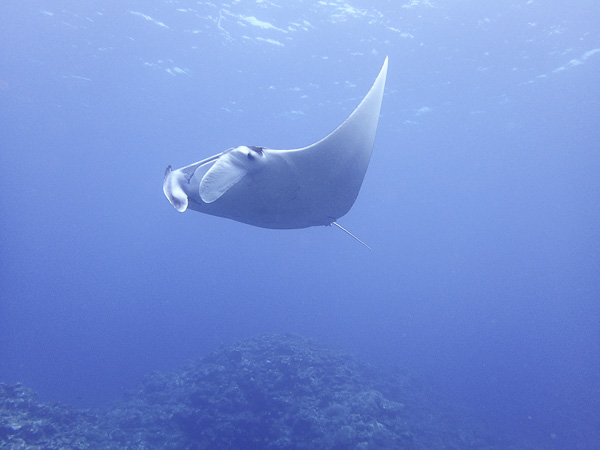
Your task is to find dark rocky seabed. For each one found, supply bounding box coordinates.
[2,335,514,449]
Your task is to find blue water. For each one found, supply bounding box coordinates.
[1,0,599,446]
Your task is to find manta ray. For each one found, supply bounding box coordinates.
[163,57,388,247]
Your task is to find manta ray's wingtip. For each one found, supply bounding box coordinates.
[379,56,389,81]
[381,56,389,71]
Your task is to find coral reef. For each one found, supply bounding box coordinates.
[0,382,103,448]
[1,335,493,449]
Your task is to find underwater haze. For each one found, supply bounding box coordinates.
[1,0,599,447]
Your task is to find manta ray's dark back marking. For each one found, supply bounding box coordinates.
[246,146,264,160]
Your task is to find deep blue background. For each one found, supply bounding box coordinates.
[1,1,599,446]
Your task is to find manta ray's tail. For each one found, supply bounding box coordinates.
[331,222,372,250]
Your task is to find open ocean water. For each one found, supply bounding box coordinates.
[1,1,599,448]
